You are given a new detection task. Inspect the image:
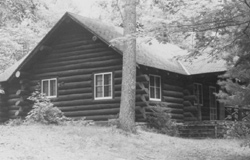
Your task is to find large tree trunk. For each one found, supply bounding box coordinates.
[119,0,137,132]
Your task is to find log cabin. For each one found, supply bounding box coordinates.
[0,12,227,124]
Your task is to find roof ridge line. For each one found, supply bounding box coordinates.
[177,60,190,75]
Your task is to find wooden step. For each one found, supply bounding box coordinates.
[178,122,217,138]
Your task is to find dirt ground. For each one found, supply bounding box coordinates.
[0,124,249,160]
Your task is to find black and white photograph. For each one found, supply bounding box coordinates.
[0,0,250,159]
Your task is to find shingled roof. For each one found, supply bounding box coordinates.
[0,12,226,82]
[181,56,226,75]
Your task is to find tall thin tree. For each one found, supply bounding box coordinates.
[119,0,137,132]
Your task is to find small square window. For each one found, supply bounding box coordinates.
[41,78,57,98]
[94,72,112,100]
[149,75,161,101]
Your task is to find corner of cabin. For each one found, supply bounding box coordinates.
[135,65,186,123]
[0,82,8,122]
[181,72,225,123]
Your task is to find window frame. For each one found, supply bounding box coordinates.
[193,83,203,106]
[94,72,113,100]
[149,74,162,101]
[209,86,217,120]
[41,78,57,98]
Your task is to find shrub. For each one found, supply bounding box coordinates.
[217,120,250,148]
[108,118,120,127]
[25,91,69,124]
[146,105,179,136]
[219,121,250,139]
[241,136,250,148]
[63,117,94,126]
[5,118,24,126]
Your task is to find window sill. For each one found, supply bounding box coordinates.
[149,98,161,102]
[47,96,57,99]
[94,97,112,100]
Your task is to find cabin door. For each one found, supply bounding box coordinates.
[209,86,217,120]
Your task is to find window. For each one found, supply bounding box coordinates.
[94,72,112,100]
[149,75,161,101]
[209,86,217,120]
[41,78,57,98]
[194,83,203,105]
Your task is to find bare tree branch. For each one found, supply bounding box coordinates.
[169,20,250,33]
[167,14,245,28]
[243,21,250,39]
[201,29,219,52]
[244,0,250,9]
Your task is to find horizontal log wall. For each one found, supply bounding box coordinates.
[183,85,199,122]
[138,66,185,122]
[5,81,20,119]
[182,73,222,122]
[3,22,122,120]
[23,22,123,121]
[0,83,8,122]
[14,79,33,117]
[134,70,150,122]
[161,78,184,122]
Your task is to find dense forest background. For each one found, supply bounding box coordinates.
[1,0,250,112]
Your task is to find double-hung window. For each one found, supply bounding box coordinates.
[149,75,161,101]
[194,83,203,105]
[41,78,57,98]
[94,72,112,100]
[209,86,217,120]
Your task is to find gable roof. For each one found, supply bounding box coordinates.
[0,12,226,82]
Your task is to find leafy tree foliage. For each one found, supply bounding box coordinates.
[0,0,81,72]
[153,0,250,118]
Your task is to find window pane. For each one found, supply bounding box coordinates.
[155,77,160,87]
[96,75,102,86]
[104,74,111,85]
[50,80,56,96]
[150,86,155,98]
[96,86,103,97]
[209,87,217,120]
[198,85,202,97]
[104,85,111,97]
[42,81,49,96]
[194,84,198,95]
[194,84,202,104]
[199,93,202,104]
[155,87,160,99]
[210,88,216,107]
[199,85,203,104]
[150,76,154,86]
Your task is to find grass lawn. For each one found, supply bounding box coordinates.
[0,124,249,160]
